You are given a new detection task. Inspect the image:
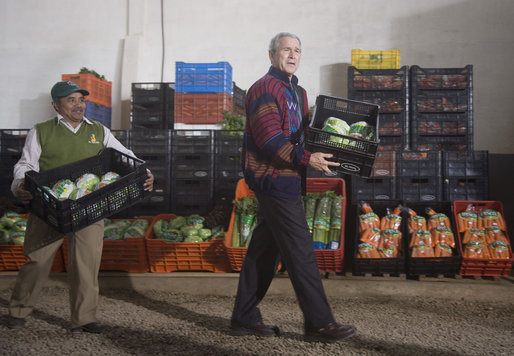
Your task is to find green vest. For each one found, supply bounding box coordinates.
[36,117,105,171]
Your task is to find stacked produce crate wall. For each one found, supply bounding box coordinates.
[130,83,174,130]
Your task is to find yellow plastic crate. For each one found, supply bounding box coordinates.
[351,49,401,69]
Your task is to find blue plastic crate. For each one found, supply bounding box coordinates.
[85,101,111,128]
[175,62,232,94]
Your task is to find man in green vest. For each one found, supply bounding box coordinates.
[6,80,154,333]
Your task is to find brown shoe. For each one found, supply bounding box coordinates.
[305,322,356,343]
[230,321,280,337]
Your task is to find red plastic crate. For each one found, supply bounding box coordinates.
[224,178,346,273]
[453,201,513,276]
[174,92,233,124]
[0,244,64,272]
[145,214,231,273]
[62,217,153,273]
[61,73,112,107]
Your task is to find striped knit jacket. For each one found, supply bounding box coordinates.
[241,66,311,199]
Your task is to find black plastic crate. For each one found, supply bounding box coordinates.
[129,130,171,154]
[24,148,149,236]
[1,130,29,155]
[350,176,397,204]
[410,65,472,91]
[348,91,406,115]
[411,112,472,138]
[397,151,443,202]
[131,107,171,129]
[306,95,380,177]
[172,130,213,154]
[132,83,167,104]
[232,82,246,109]
[378,135,409,152]
[214,130,243,155]
[126,191,171,217]
[412,89,472,114]
[213,177,240,206]
[171,179,213,216]
[376,112,408,137]
[411,133,473,152]
[352,200,407,277]
[404,201,461,277]
[443,150,489,201]
[348,66,408,91]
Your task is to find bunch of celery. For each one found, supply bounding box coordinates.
[232,196,257,247]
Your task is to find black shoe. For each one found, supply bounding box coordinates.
[305,322,356,343]
[230,321,280,337]
[70,322,107,334]
[6,315,26,329]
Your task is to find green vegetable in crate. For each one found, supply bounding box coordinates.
[322,117,350,145]
[304,193,320,235]
[52,179,76,200]
[123,224,146,239]
[0,212,22,228]
[312,191,335,249]
[199,228,212,241]
[349,121,374,140]
[187,214,205,229]
[184,235,203,243]
[76,173,100,191]
[101,171,121,183]
[153,219,169,238]
[69,187,92,200]
[104,220,131,240]
[162,229,181,242]
[235,196,257,247]
[12,219,27,232]
[327,194,343,249]
[0,228,11,244]
[10,231,25,245]
[170,216,187,229]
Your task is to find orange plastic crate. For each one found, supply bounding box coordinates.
[0,244,65,272]
[453,201,513,276]
[145,214,231,273]
[62,217,153,273]
[224,178,346,273]
[174,92,233,124]
[61,73,112,107]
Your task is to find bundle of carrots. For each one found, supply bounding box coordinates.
[357,202,403,258]
[407,207,455,258]
[456,204,510,259]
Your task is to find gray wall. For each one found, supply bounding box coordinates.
[1,0,513,153]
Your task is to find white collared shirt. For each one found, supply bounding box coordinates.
[11,115,137,194]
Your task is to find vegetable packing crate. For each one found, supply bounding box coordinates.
[145,214,231,273]
[175,61,233,94]
[224,178,347,273]
[352,200,407,277]
[351,49,401,69]
[24,148,149,236]
[0,244,64,272]
[404,202,461,278]
[62,217,153,273]
[61,73,112,107]
[453,201,513,276]
[306,95,380,177]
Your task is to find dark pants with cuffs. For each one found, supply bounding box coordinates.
[231,192,335,330]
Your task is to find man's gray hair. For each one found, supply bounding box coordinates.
[268,32,302,53]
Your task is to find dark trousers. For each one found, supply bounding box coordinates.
[231,192,335,330]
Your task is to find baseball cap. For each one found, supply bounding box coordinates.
[51,81,89,101]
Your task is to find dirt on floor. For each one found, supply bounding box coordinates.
[1,281,513,356]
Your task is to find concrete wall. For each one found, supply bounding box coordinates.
[1,0,513,153]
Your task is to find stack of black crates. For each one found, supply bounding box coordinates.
[345,64,487,205]
[0,130,29,202]
[130,83,175,129]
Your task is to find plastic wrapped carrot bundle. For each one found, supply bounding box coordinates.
[411,244,435,258]
[431,226,455,248]
[358,202,380,232]
[434,243,453,257]
[488,240,510,259]
[409,229,432,248]
[425,207,451,230]
[360,227,382,247]
[379,228,402,250]
[358,242,381,258]
[378,246,398,258]
[478,209,506,230]
[485,226,510,245]
[463,240,490,259]
[456,210,478,233]
[461,227,485,245]
[406,208,427,233]
[380,205,402,230]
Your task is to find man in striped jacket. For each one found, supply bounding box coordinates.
[230,32,356,343]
